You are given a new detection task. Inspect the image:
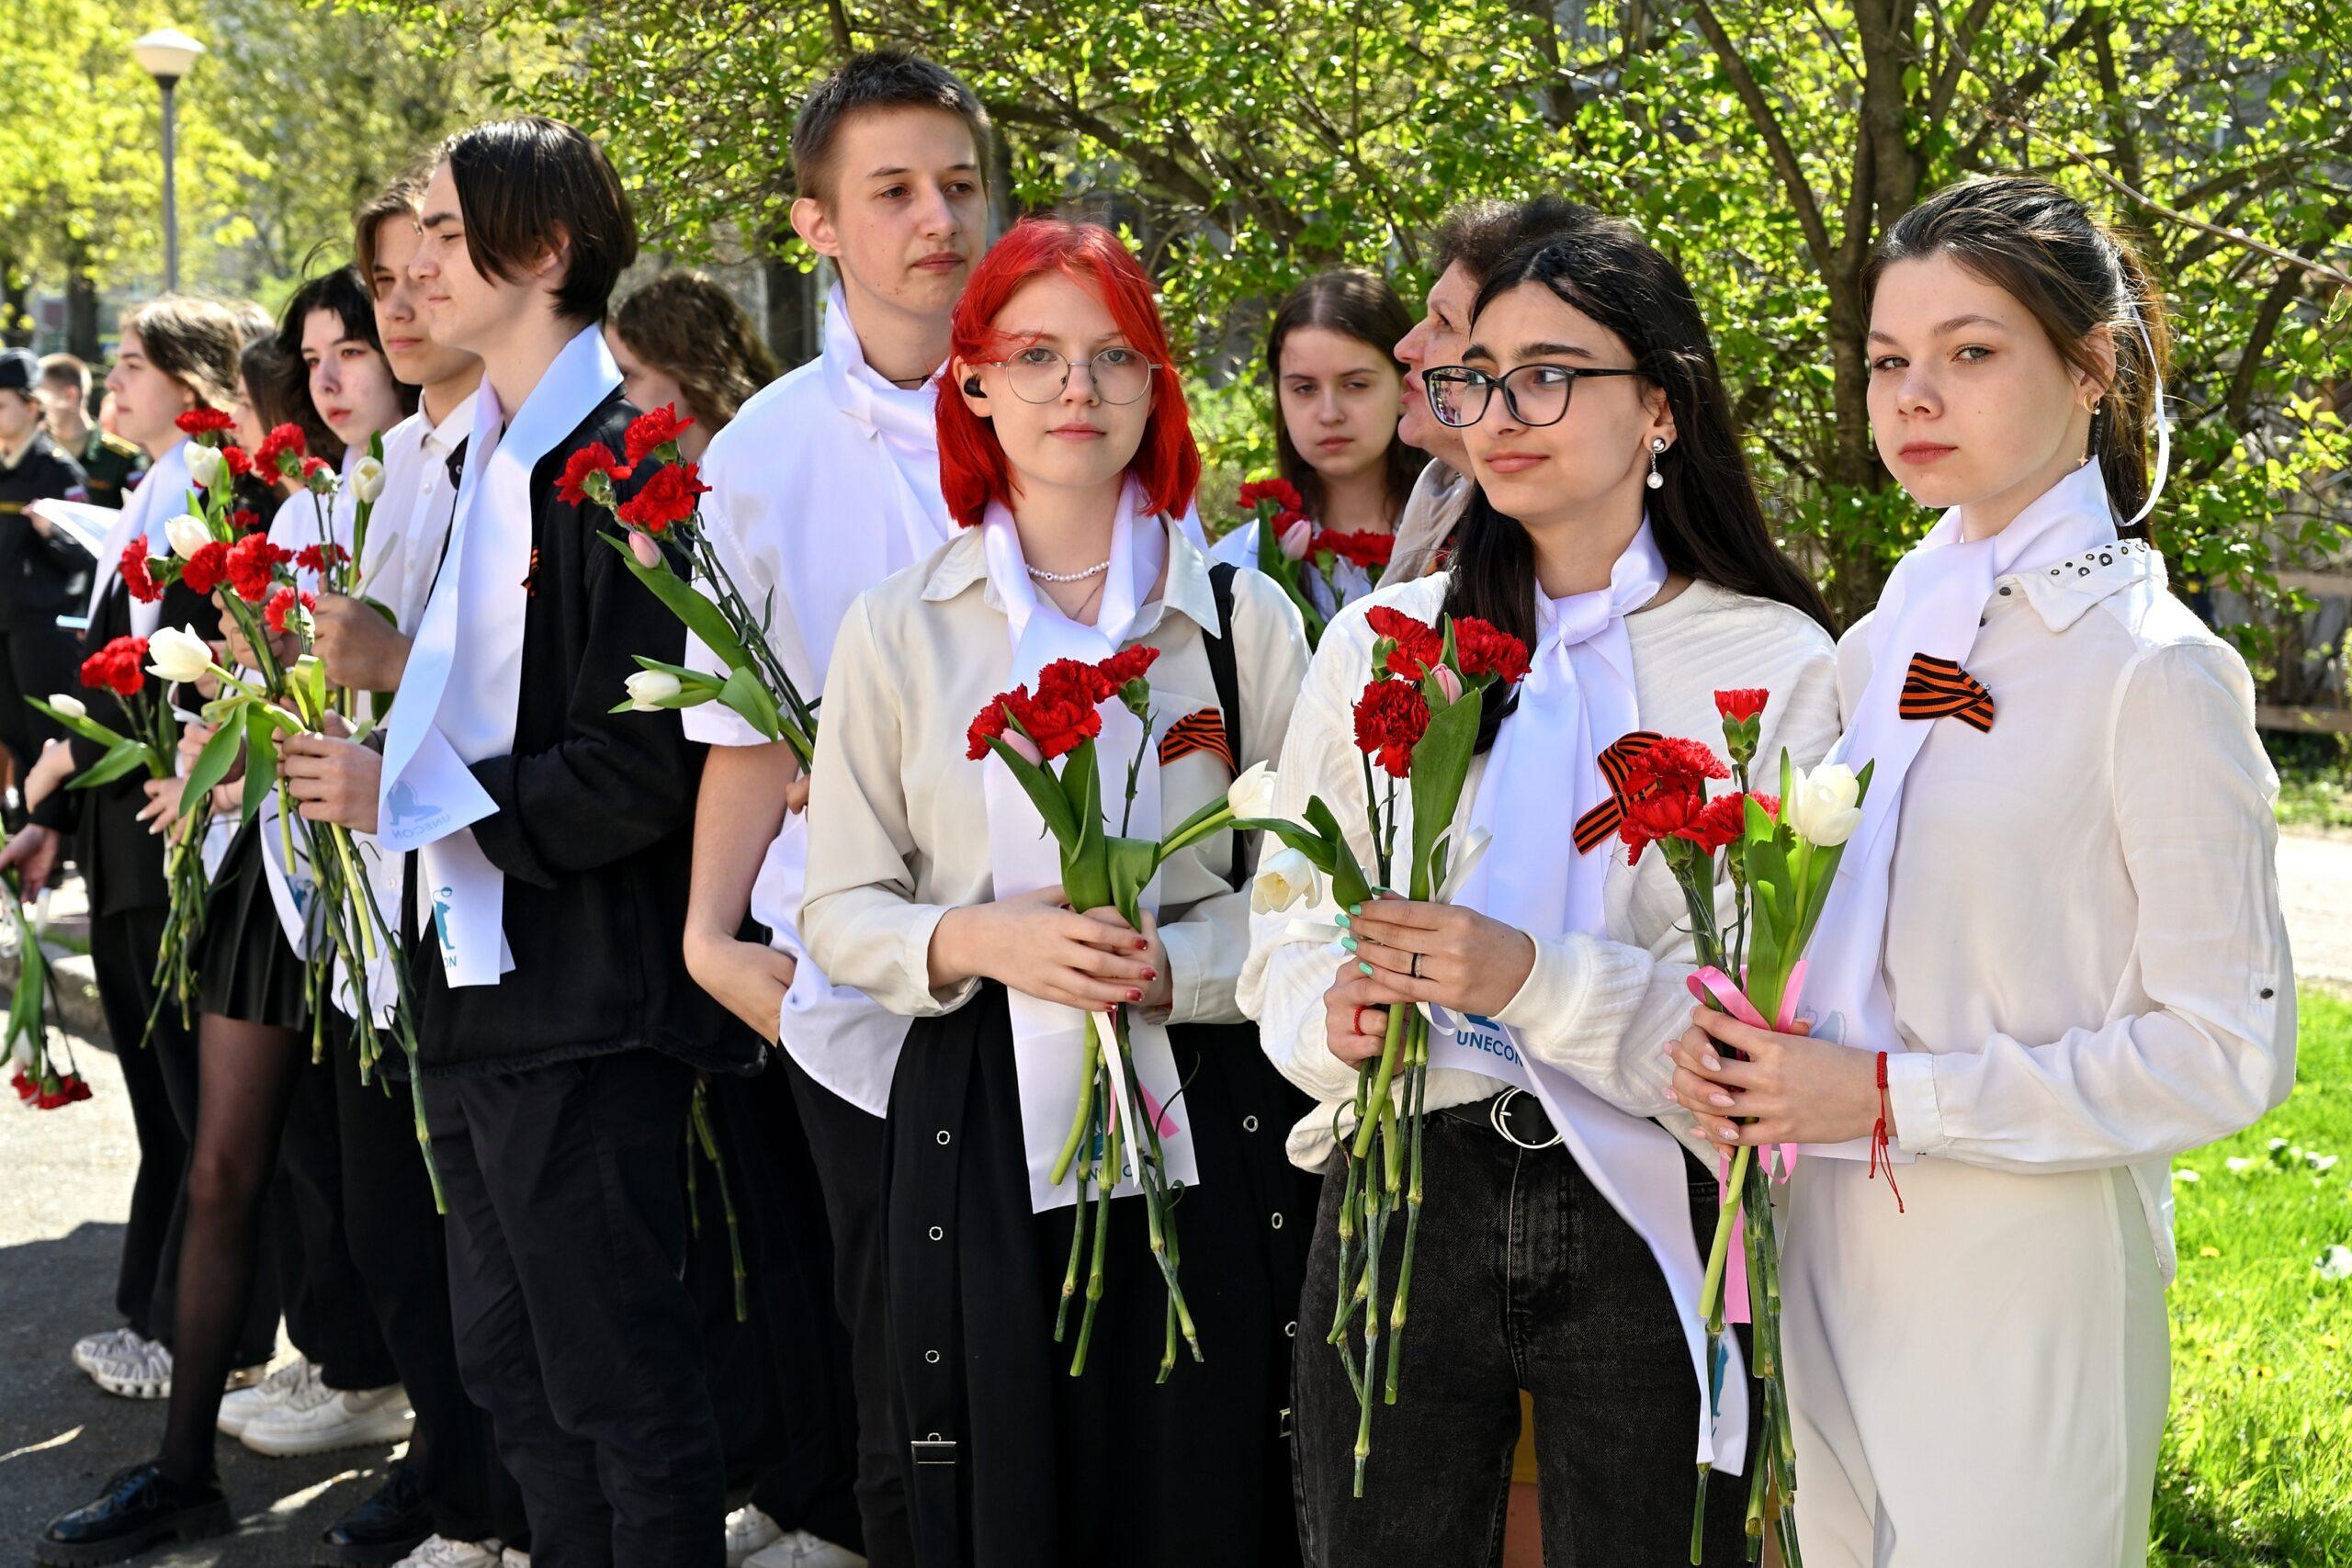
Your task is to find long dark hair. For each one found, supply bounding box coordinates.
[1266,266,1422,525]
[273,266,417,468]
[1868,175,2168,540]
[1442,208,1834,751]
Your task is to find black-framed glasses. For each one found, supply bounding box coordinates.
[1423,363,1645,428]
[980,345,1160,405]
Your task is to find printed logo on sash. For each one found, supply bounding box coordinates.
[385,777,449,837]
[1435,1006,1521,1070]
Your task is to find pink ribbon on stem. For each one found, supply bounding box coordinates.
[1682,960,1808,1325]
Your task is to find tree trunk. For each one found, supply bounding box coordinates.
[67,267,101,359]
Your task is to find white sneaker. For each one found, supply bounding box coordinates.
[393,1536,504,1568]
[218,1355,315,1437]
[241,1378,413,1456]
[72,1326,150,1376]
[744,1530,865,1568]
[84,1332,175,1400]
[726,1505,784,1566]
[501,1551,530,1567]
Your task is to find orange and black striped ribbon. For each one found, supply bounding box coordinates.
[1572,729,1666,853]
[1158,707,1235,773]
[1898,653,1995,733]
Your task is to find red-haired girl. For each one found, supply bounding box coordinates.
[801,217,1312,1566]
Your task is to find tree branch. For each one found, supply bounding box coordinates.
[1951,7,2104,169]
[1685,0,1837,272]
[1924,0,2001,125]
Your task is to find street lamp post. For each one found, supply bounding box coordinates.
[130,28,205,294]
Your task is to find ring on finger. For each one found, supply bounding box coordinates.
[1408,950,1423,980]
[1352,1005,1371,1035]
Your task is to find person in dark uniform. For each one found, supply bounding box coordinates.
[40,353,146,508]
[0,347,97,817]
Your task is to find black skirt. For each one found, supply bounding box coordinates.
[196,815,311,1032]
[888,983,1313,1568]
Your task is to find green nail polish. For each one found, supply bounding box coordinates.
[1334,911,1351,929]
[1341,936,1358,953]
[1358,961,1374,977]
[1348,903,1363,918]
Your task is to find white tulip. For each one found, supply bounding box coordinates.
[164,513,212,560]
[47,694,87,720]
[1250,846,1323,915]
[1227,760,1279,820]
[1785,762,1862,847]
[353,456,386,504]
[624,669,683,712]
[185,444,224,491]
[147,625,214,684]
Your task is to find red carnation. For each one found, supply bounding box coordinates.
[227,533,291,603]
[175,409,236,437]
[35,1072,93,1109]
[220,446,254,479]
[1002,678,1102,761]
[80,642,142,697]
[265,586,317,634]
[180,541,229,597]
[1620,784,1705,863]
[295,543,349,578]
[1365,606,1445,681]
[1096,646,1159,693]
[1314,528,1395,570]
[10,1066,31,1101]
[119,542,163,604]
[1236,477,1305,515]
[1453,617,1531,685]
[967,696,1012,761]
[1677,793,1752,854]
[229,507,261,533]
[556,445,629,507]
[1034,657,1113,710]
[254,423,307,478]
[624,404,696,467]
[615,462,710,534]
[1713,688,1769,722]
[1352,677,1430,778]
[1622,736,1730,799]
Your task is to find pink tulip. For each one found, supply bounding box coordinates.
[1278,516,1314,561]
[1002,728,1044,766]
[1430,664,1464,704]
[628,530,664,570]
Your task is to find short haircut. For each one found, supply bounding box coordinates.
[791,50,989,207]
[438,117,638,323]
[937,217,1198,529]
[355,173,426,296]
[612,271,782,434]
[119,295,244,412]
[1429,195,1589,286]
[39,353,91,396]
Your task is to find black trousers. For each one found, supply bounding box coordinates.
[328,1038,518,1543]
[1292,1096,1760,1566]
[688,1065,861,1551]
[427,1048,724,1568]
[89,903,278,1366]
[778,1050,915,1568]
[272,1043,401,1391]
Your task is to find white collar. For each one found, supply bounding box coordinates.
[820,282,940,440]
[422,389,479,457]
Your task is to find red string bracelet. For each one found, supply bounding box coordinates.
[1868,1050,1906,1213]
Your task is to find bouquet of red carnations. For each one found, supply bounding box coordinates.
[1233,478,1394,649]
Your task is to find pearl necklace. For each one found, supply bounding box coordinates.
[1025,559,1112,583]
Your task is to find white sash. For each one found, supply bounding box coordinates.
[980,484,1197,1213]
[1804,460,2120,1150]
[376,325,621,987]
[85,438,191,639]
[1421,523,1745,1472]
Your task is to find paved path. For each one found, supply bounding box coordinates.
[2,831,2346,1563]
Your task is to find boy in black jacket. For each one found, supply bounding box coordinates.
[286,118,743,1567]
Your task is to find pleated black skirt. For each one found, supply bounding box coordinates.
[887,983,1313,1568]
[196,814,311,1031]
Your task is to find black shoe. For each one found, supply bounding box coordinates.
[34,1462,232,1566]
[318,1464,432,1566]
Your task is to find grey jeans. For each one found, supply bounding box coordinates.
[1293,1093,1759,1566]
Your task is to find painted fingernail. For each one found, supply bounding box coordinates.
[1662,1087,1679,1103]
[1702,1054,1723,1072]
[1348,903,1362,917]
[1136,939,1149,951]
[1143,970,1157,982]
[1126,988,1143,1002]
[1358,962,1374,977]
[1334,911,1351,929]
[1710,1092,1734,1109]
[1341,936,1358,953]
[1717,1125,1737,1141]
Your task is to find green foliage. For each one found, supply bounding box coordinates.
[2155,987,2352,1564]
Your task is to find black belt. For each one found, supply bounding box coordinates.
[1436,1088,1561,1150]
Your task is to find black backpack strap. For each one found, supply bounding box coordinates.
[1204,563,1250,890]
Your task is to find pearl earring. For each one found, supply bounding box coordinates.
[1645,437,1667,491]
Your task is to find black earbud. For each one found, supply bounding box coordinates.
[962,376,984,397]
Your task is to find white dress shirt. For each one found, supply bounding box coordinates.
[1238,571,1841,1168]
[1861,538,2295,1282]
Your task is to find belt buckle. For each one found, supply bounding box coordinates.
[1488,1087,1560,1151]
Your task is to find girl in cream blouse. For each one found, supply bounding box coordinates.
[798,219,1311,1568]
[1668,178,2294,1567]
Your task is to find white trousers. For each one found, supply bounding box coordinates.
[1781,1156,2169,1567]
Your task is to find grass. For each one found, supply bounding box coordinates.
[2270,733,2352,834]
[2154,986,2352,1566]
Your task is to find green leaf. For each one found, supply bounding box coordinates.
[1106,835,1159,927]
[65,738,159,791]
[181,716,247,818]
[715,667,783,740]
[243,705,280,823]
[27,698,134,751]
[985,736,1081,847]
[1405,692,1482,900]
[605,533,755,670]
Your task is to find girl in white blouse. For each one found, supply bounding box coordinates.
[1238,208,1840,1563]
[1667,176,2295,1567]
[798,218,1312,1568]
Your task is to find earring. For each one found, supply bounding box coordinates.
[1645,436,1667,491]
[962,376,984,397]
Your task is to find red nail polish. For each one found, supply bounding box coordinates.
[1136,940,1149,951]
[1144,970,1157,982]
[1126,988,1143,1002]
